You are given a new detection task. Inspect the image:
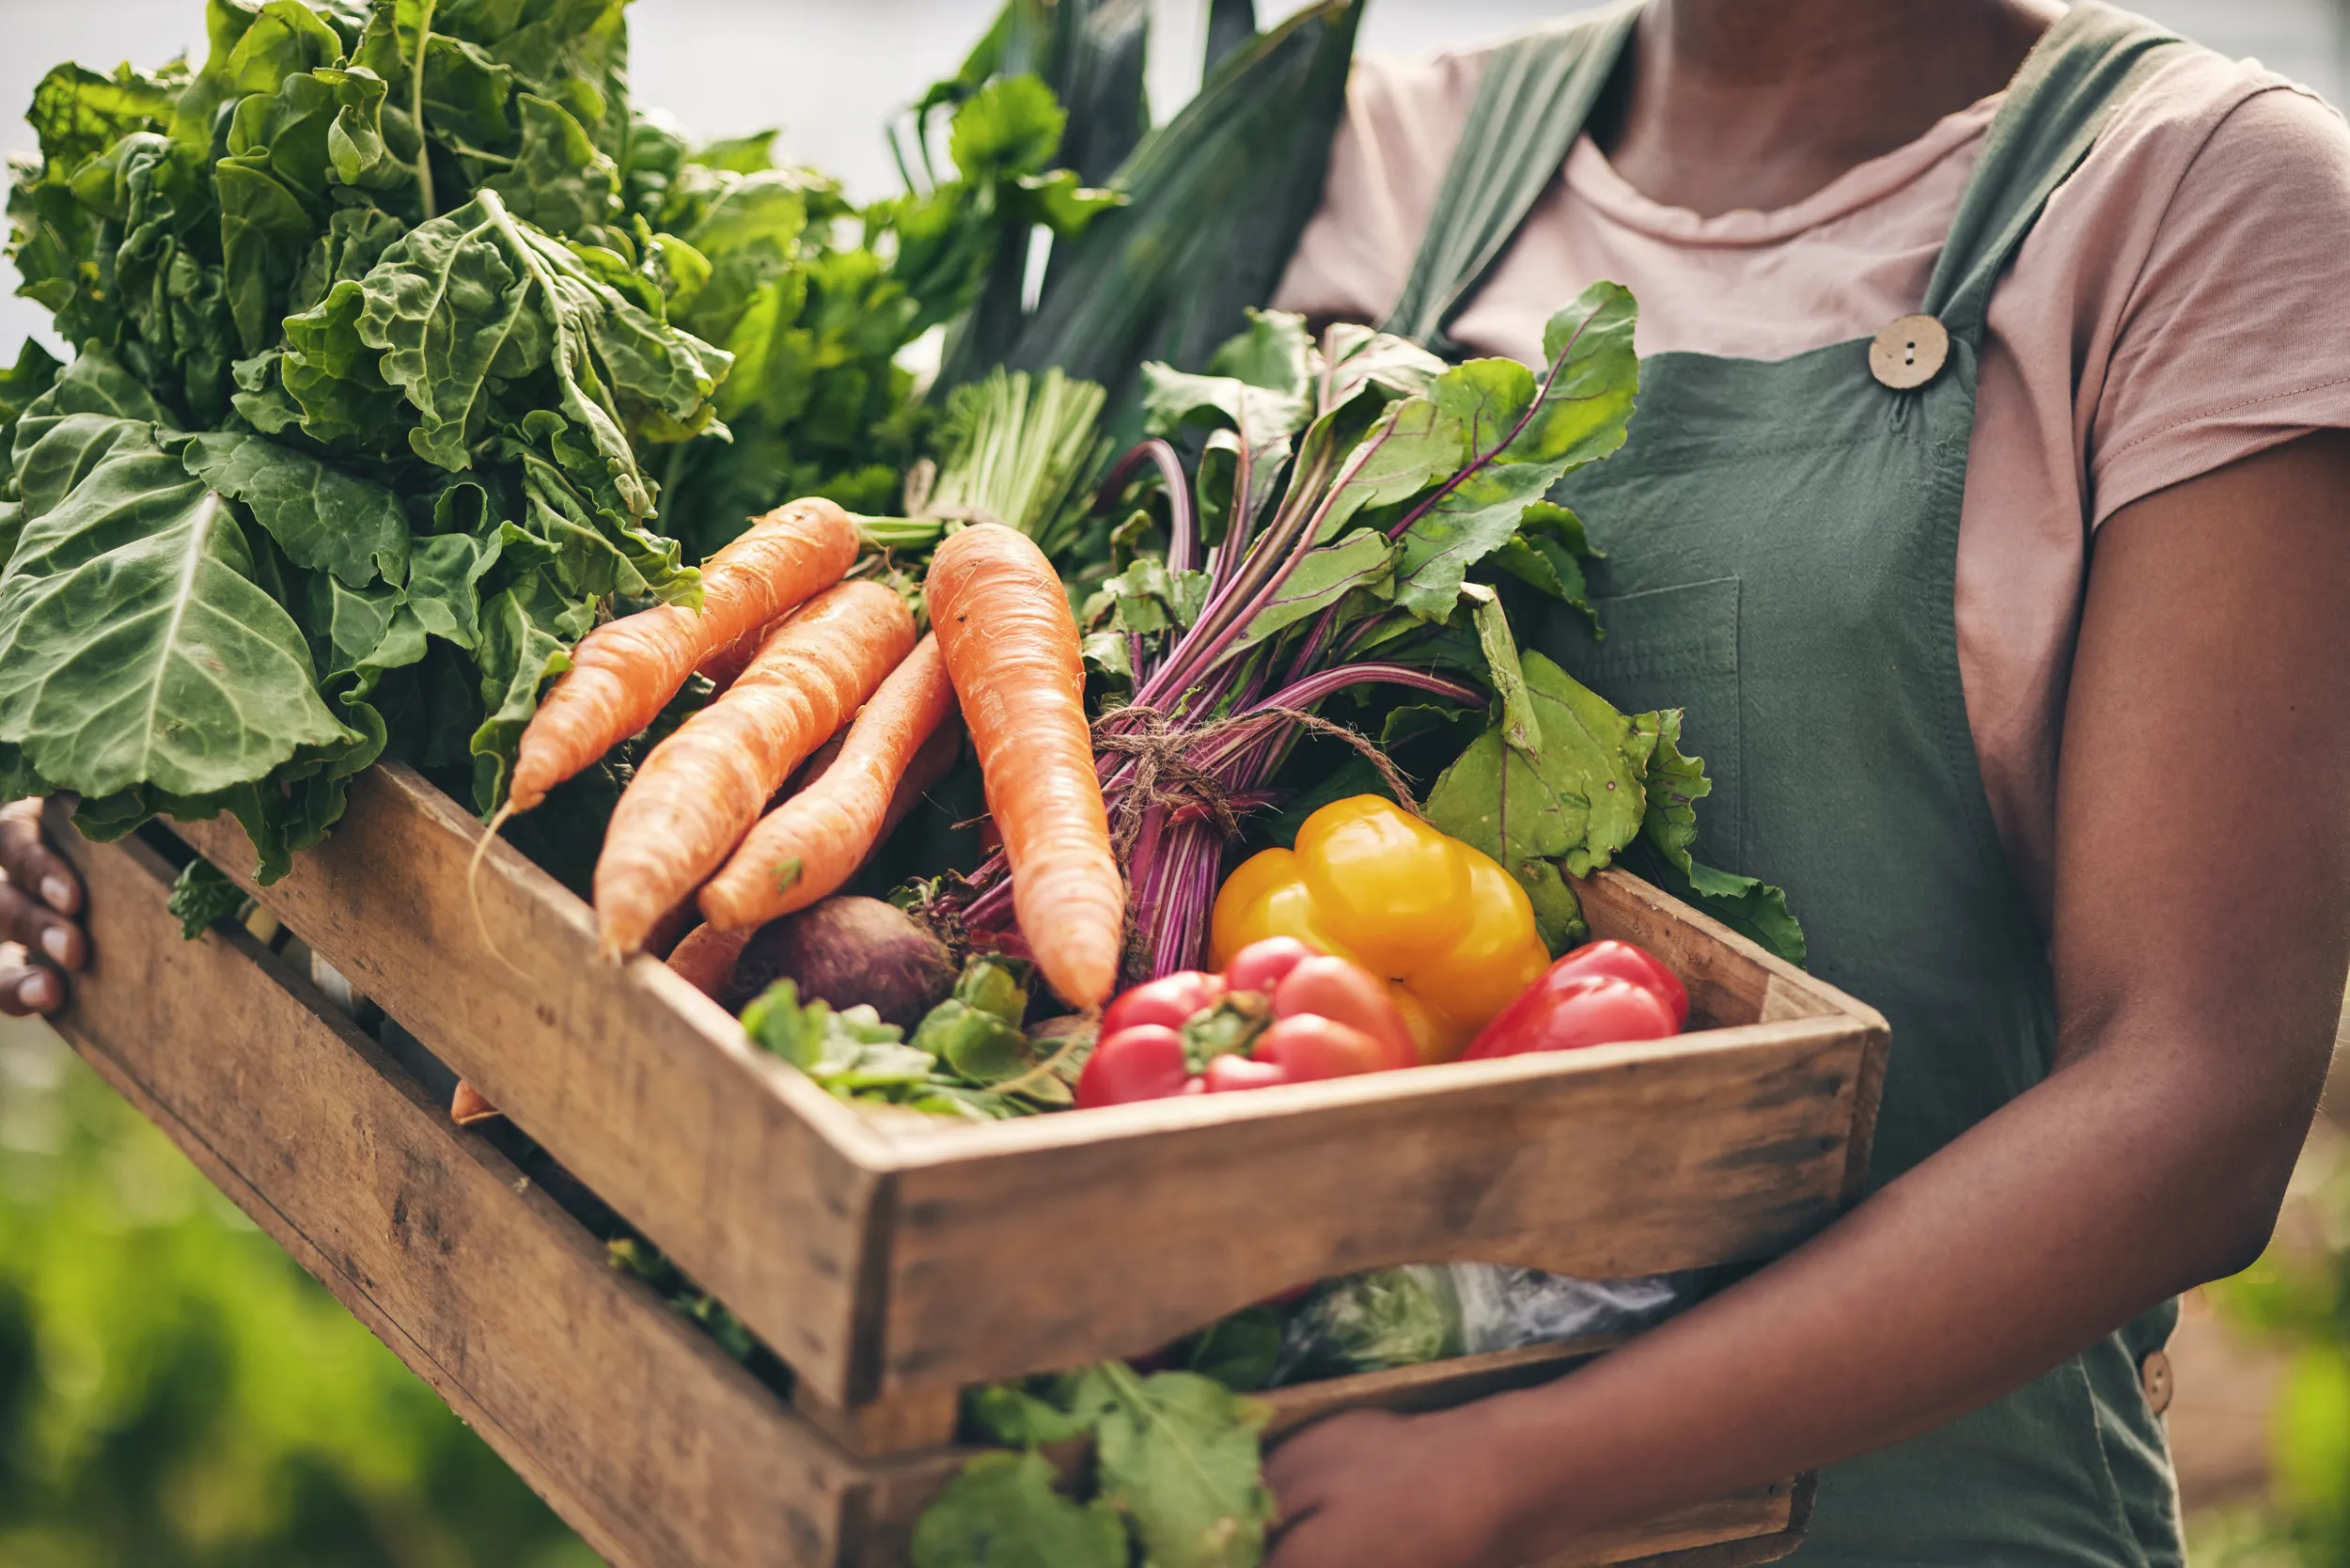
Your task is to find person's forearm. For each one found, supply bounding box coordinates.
[1451,1009,2327,1560]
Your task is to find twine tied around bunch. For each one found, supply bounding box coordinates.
[1090,703,1424,860]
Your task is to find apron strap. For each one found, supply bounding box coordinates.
[1380,2,1641,352]
[1920,3,2186,341]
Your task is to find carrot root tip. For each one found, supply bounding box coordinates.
[467,803,537,983]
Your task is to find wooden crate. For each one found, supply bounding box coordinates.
[55,820,1824,1567]
[137,761,1888,1422]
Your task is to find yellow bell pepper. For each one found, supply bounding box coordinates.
[1209,795,1552,1063]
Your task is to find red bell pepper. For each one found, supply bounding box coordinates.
[1223,935,1315,995]
[1468,937,1690,1060]
[1075,1024,1191,1105]
[1465,971,1679,1060]
[1101,969,1229,1038]
[1077,939,1418,1107]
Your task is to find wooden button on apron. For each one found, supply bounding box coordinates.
[1869,314,1950,389]
[2139,1349,2173,1416]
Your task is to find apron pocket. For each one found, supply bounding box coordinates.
[1539,576,1745,871]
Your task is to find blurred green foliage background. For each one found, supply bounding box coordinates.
[0,1018,595,1568]
[2193,1121,2350,1568]
[2,1006,2345,1566]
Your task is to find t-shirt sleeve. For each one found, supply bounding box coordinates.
[2089,83,2350,523]
[1270,50,1488,329]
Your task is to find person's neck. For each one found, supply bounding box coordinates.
[1590,0,2062,216]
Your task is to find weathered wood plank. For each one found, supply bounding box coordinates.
[55,825,1808,1568]
[869,1015,1868,1392]
[165,762,891,1401]
[1260,1338,1623,1438]
[1576,871,1888,1205]
[159,764,1883,1409]
[795,1382,964,1459]
[51,825,961,1568]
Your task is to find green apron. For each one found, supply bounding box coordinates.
[1384,6,2191,1561]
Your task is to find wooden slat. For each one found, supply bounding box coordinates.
[795,1382,964,1459]
[1577,870,1888,1206]
[162,764,1884,1408]
[55,826,1807,1568]
[1259,1338,1623,1439]
[164,762,892,1402]
[50,825,962,1568]
[867,1014,1868,1393]
[840,1339,1798,1568]
[1546,1484,1796,1568]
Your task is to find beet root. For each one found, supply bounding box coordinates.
[725,896,957,1029]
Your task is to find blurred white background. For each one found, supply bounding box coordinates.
[4,0,2344,357]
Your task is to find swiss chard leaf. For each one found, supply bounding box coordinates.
[0,421,355,800]
[25,61,181,174]
[0,338,64,461]
[464,565,589,808]
[294,189,728,513]
[169,429,409,588]
[485,91,618,237]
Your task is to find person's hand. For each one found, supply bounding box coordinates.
[0,799,86,1016]
[1264,1405,1531,1568]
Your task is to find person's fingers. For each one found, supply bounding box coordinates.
[0,879,84,970]
[0,800,80,917]
[0,944,65,1017]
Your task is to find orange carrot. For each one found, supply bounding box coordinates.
[926,524,1125,1007]
[508,498,859,812]
[701,635,958,930]
[697,616,781,694]
[449,1080,501,1126]
[593,580,915,957]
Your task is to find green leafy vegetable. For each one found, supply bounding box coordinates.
[0,399,358,802]
[924,1362,1275,1568]
[912,1451,1128,1568]
[1281,1267,1466,1381]
[605,1236,756,1362]
[1175,1306,1284,1394]
[953,952,1033,1027]
[996,2,1366,435]
[1423,651,1653,951]
[164,856,253,939]
[3,0,1100,879]
[744,971,1075,1120]
[1090,1365,1277,1568]
[168,429,409,588]
[1424,665,1807,964]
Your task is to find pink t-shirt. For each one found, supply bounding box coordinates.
[1274,39,2350,923]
